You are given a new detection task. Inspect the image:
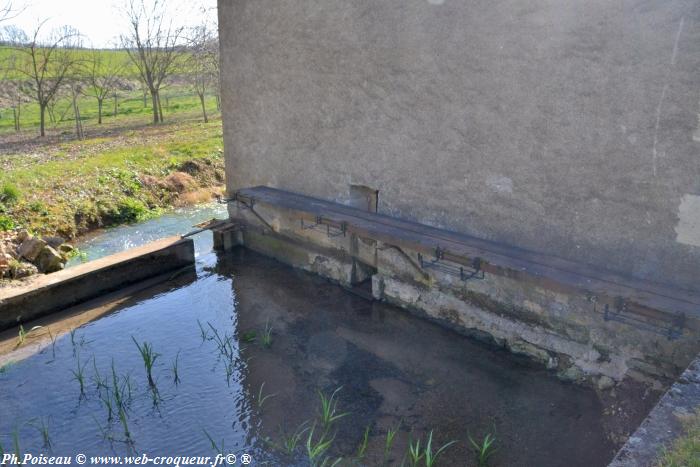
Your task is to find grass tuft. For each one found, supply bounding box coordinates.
[657,409,700,467]
[71,354,88,397]
[469,432,497,467]
[317,387,349,428]
[261,319,273,348]
[257,382,277,409]
[132,336,160,387]
[171,350,181,385]
[306,423,335,467]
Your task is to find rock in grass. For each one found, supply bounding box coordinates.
[58,243,75,255]
[43,236,66,249]
[16,229,31,243]
[18,236,47,262]
[597,375,615,391]
[10,260,38,279]
[35,245,65,273]
[0,255,10,278]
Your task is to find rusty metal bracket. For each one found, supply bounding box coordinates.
[418,246,484,282]
[325,220,347,238]
[300,215,347,238]
[230,193,276,232]
[602,298,685,341]
[301,216,323,231]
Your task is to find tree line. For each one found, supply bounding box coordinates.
[0,0,219,137]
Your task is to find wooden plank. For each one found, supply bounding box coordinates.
[235,187,700,320]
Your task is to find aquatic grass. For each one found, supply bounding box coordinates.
[92,356,109,393]
[100,388,114,422]
[261,319,273,348]
[317,387,349,428]
[149,385,162,406]
[355,424,371,460]
[203,429,225,456]
[224,361,235,386]
[423,431,456,467]
[171,351,181,385]
[46,327,57,359]
[69,328,92,354]
[306,423,335,467]
[319,457,343,467]
[207,322,235,361]
[13,428,21,461]
[257,382,277,409]
[32,417,52,449]
[16,324,27,347]
[279,422,310,457]
[70,328,77,354]
[406,435,424,466]
[132,336,160,387]
[384,424,399,463]
[0,361,15,374]
[71,355,88,396]
[241,330,257,343]
[197,319,210,342]
[92,415,115,442]
[118,407,131,442]
[109,360,134,411]
[469,432,497,467]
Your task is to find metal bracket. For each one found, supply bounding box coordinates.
[232,192,255,210]
[300,216,347,238]
[418,246,484,281]
[602,298,685,341]
[301,216,323,231]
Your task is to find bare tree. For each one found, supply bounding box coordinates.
[0,0,25,24]
[11,21,82,136]
[120,0,184,124]
[0,25,27,132]
[185,23,218,123]
[69,81,84,139]
[83,49,126,124]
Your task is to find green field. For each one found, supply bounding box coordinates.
[0,85,218,134]
[0,45,209,135]
[0,118,225,238]
[0,46,139,79]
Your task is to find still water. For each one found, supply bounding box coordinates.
[1,204,647,466]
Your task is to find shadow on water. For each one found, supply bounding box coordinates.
[0,211,655,466]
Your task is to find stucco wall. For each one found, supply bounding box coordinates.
[218,0,700,292]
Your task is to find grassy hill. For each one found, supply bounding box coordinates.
[0,46,140,79]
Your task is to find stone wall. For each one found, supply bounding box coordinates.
[219,191,700,387]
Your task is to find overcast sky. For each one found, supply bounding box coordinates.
[8,0,217,47]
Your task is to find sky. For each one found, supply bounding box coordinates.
[7,0,217,48]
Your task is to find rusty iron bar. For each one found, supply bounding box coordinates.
[602,301,685,341]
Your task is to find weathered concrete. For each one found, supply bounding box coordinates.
[225,187,700,386]
[218,0,700,293]
[610,354,700,466]
[0,236,195,330]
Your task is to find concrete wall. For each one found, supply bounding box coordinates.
[218,0,700,292]
[221,192,700,386]
[0,237,195,330]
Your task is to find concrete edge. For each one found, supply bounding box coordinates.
[0,236,195,331]
[609,354,700,466]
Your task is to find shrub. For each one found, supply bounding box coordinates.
[115,198,149,224]
[28,201,48,214]
[0,184,20,205]
[0,215,15,231]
